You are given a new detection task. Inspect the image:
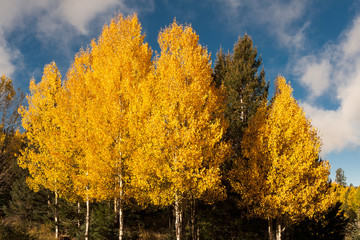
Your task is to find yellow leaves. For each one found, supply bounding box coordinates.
[0,75,16,103]
[20,14,229,209]
[19,62,76,198]
[131,20,229,205]
[234,76,332,222]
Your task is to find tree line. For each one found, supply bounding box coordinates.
[0,13,356,240]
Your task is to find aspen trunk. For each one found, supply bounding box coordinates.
[114,197,118,214]
[119,176,124,240]
[275,219,284,240]
[118,132,124,240]
[55,191,58,239]
[276,221,281,240]
[77,202,81,228]
[175,196,183,240]
[268,219,275,240]
[85,196,90,240]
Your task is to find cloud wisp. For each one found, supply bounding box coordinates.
[217,0,310,50]
[0,0,155,77]
[295,15,360,154]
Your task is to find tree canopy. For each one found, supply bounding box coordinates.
[231,77,333,240]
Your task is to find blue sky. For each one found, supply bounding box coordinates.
[1,0,360,185]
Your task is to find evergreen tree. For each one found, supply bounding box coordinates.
[0,75,24,211]
[292,202,349,240]
[213,34,268,157]
[2,165,53,239]
[336,168,347,187]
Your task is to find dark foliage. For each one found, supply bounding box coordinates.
[290,202,349,240]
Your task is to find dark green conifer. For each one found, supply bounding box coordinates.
[214,34,268,157]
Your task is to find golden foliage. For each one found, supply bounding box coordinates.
[232,76,333,222]
[19,14,153,203]
[18,62,76,197]
[128,21,230,206]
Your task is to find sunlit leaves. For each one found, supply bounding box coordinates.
[128,21,230,206]
[232,76,333,222]
[19,62,75,198]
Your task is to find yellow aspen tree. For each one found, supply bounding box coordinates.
[64,14,152,240]
[232,76,333,240]
[62,49,93,240]
[128,21,229,240]
[18,62,74,239]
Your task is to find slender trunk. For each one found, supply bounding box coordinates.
[55,191,58,239]
[77,202,81,228]
[118,131,124,240]
[275,219,284,240]
[276,221,281,240]
[175,196,183,240]
[85,195,90,240]
[119,176,124,240]
[240,97,244,121]
[114,197,118,214]
[190,198,196,240]
[48,194,51,207]
[268,219,275,240]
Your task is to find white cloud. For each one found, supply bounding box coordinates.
[36,0,154,36]
[296,15,360,154]
[0,0,49,77]
[0,0,154,77]
[295,56,331,98]
[57,0,120,34]
[218,0,309,50]
[0,35,16,77]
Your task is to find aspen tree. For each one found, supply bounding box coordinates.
[232,77,333,240]
[64,14,152,240]
[129,21,229,240]
[19,62,74,239]
[20,14,152,240]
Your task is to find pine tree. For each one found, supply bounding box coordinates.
[214,34,268,157]
[3,165,53,239]
[0,75,24,209]
[335,168,347,187]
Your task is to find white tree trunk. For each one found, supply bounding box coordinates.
[85,196,90,240]
[55,191,58,239]
[77,202,81,228]
[175,196,183,240]
[275,219,284,240]
[276,221,281,240]
[268,219,275,240]
[119,176,124,240]
[114,197,118,214]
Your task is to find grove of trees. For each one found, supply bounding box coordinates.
[0,13,358,240]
